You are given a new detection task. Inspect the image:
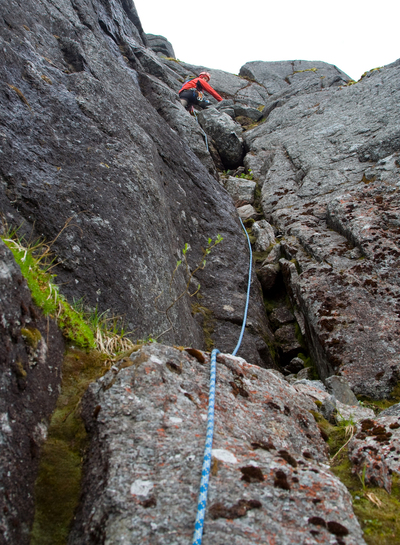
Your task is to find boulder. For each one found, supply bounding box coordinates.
[325,376,358,406]
[252,219,275,251]
[232,103,264,121]
[0,241,64,544]
[236,204,259,221]
[69,343,365,544]
[269,306,295,328]
[294,379,375,424]
[240,59,350,97]
[224,176,256,205]
[348,412,400,493]
[274,324,303,364]
[146,33,175,58]
[197,108,244,168]
[282,357,304,375]
[257,262,280,292]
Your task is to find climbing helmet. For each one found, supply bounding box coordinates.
[198,71,211,81]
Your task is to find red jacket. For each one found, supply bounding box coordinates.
[179,77,223,102]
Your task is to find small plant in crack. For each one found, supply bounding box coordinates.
[155,235,223,338]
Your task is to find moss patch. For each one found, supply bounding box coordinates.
[191,304,215,351]
[331,454,400,544]
[2,236,95,349]
[358,381,400,414]
[21,327,42,348]
[310,412,400,544]
[31,349,108,544]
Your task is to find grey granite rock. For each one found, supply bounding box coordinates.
[274,324,302,365]
[236,204,259,221]
[269,307,295,328]
[197,108,244,168]
[240,59,350,99]
[257,262,280,292]
[379,403,400,418]
[244,59,400,398]
[224,176,256,205]
[252,219,275,251]
[349,411,400,492]
[69,343,365,544]
[325,376,358,406]
[146,33,175,58]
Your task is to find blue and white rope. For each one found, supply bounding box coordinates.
[232,218,252,356]
[192,218,253,545]
[192,347,219,545]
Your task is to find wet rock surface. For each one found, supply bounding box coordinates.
[0,0,272,365]
[0,242,64,544]
[70,343,365,544]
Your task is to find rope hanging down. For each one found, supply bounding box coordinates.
[192,217,253,545]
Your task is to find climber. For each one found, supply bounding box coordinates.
[179,72,223,111]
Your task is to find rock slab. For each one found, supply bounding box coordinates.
[69,343,365,544]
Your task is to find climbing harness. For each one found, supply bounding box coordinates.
[193,110,209,153]
[192,217,253,545]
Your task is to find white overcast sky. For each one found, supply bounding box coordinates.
[133,0,399,81]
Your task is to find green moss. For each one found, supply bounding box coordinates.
[331,452,400,544]
[31,349,108,545]
[243,217,255,227]
[297,351,319,380]
[308,411,400,544]
[21,327,42,348]
[191,304,215,351]
[161,56,180,62]
[358,380,400,413]
[15,360,27,378]
[57,300,95,348]
[290,257,301,273]
[293,68,317,74]
[253,246,274,263]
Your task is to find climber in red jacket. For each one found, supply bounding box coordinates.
[179,72,223,111]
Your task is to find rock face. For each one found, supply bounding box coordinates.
[0,0,273,366]
[146,33,175,58]
[240,60,350,98]
[69,343,365,544]
[0,241,64,544]
[243,59,400,398]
